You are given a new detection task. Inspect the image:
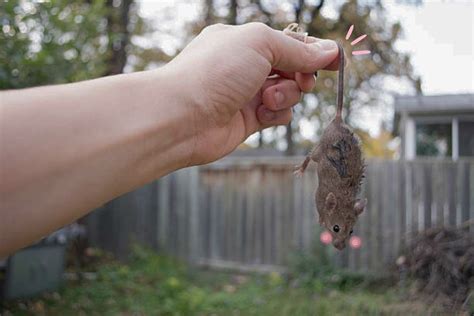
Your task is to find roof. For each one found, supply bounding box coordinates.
[229,147,307,157]
[394,93,474,115]
[229,148,285,157]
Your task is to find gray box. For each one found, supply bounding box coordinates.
[3,245,65,299]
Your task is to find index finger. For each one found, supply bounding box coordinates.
[304,36,340,71]
[257,26,339,73]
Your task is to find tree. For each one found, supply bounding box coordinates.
[0,0,110,89]
[0,0,153,89]
[356,128,397,158]
[104,0,133,75]
[188,0,420,155]
[1,0,420,157]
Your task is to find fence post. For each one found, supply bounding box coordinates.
[188,167,200,264]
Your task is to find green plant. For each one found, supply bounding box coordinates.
[0,0,110,89]
[288,235,379,293]
[0,245,449,315]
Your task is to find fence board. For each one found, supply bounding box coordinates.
[470,165,474,234]
[460,162,471,225]
[84,158,474,274]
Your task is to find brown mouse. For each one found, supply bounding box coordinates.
[289,33,367,250]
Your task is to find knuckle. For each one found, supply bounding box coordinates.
[290,91,302,105]
[247,22,271,35]
[280,110,292,125]
[203,23,226,33]
[241,23,273,60]
[282,82,301,105]
[301,43,316,65]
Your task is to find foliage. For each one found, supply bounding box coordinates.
[356,128,397,158]
[187,0,421,153]
[0,0,110,89]
[1,0,418,154]
[0,246,450,316]
[401,224,474,311]
[125,4,171,72]
[288,235,378,293]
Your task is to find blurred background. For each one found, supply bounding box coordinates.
[0,0,473,315]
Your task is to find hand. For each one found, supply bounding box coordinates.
[165,23,339,166]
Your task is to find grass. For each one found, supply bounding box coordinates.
[0,246,453,316]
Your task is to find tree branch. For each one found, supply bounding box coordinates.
[306,0,325,37]
[294,0,304,23]
[312,0,325,21]
[255,0,272,22]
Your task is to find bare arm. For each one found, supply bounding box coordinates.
[0,23,338,256]
[0,69,194,255]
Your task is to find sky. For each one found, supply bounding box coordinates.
[386,1,473,94]
[138,0,474,136]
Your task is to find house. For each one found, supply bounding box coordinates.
[394,93,474,160]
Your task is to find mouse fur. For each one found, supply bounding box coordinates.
[293,42,367,250]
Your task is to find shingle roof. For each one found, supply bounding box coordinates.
[394,93,474,114]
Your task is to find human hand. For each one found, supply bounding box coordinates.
[164,23,339,166]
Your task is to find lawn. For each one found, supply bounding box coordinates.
[0,247,454,316]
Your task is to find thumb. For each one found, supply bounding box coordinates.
[258,26,339,73]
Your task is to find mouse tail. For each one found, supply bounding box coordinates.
[336,42,345,122]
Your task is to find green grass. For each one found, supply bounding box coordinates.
[0,247,449,316]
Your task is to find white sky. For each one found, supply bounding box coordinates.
[139,0,474,136]
[386,1,473,94]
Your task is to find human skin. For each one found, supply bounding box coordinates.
[0,23,339,256]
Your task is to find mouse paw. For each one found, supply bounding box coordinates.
[293,168,304,178]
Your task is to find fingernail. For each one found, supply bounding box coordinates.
[315,39,337,51]
[262,108,276,121]
[274,91,285,107]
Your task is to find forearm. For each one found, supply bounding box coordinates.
[0,66,191,256]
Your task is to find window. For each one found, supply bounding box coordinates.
[459,121,474,157]
[415,122,452,157]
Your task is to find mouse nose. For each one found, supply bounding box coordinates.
[334,241,346,250]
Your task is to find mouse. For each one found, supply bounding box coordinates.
[284,24,367,250]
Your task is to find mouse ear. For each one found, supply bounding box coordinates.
[354,198,367,216]
[325,192,337,211]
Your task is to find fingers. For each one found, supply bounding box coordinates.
[269,70,316,92]
[261,26,339,73]
[239,77,296,136]
[239,97,292,138]
[256,106,292,128]
[261,79,301,111]
[295,72,316,93]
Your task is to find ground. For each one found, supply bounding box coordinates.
[0,247,462,316]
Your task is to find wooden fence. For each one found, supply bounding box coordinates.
[84,158,474,274]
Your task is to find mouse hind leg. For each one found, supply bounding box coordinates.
[293,155,311,177]
[294,145,321,177]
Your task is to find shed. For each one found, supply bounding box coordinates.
[394,93,474,159]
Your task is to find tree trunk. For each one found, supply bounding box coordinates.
[307,0,325,34]
[229,0,238,24]
[105,0,133,76]
[284,0,325,155]
[204,0,214,25]
[258,131,264,148]
[285,122,295,156]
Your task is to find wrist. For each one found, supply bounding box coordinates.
[132,66,197,173]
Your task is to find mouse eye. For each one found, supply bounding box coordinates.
[333,225,340,233]
[350,230,353,235]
